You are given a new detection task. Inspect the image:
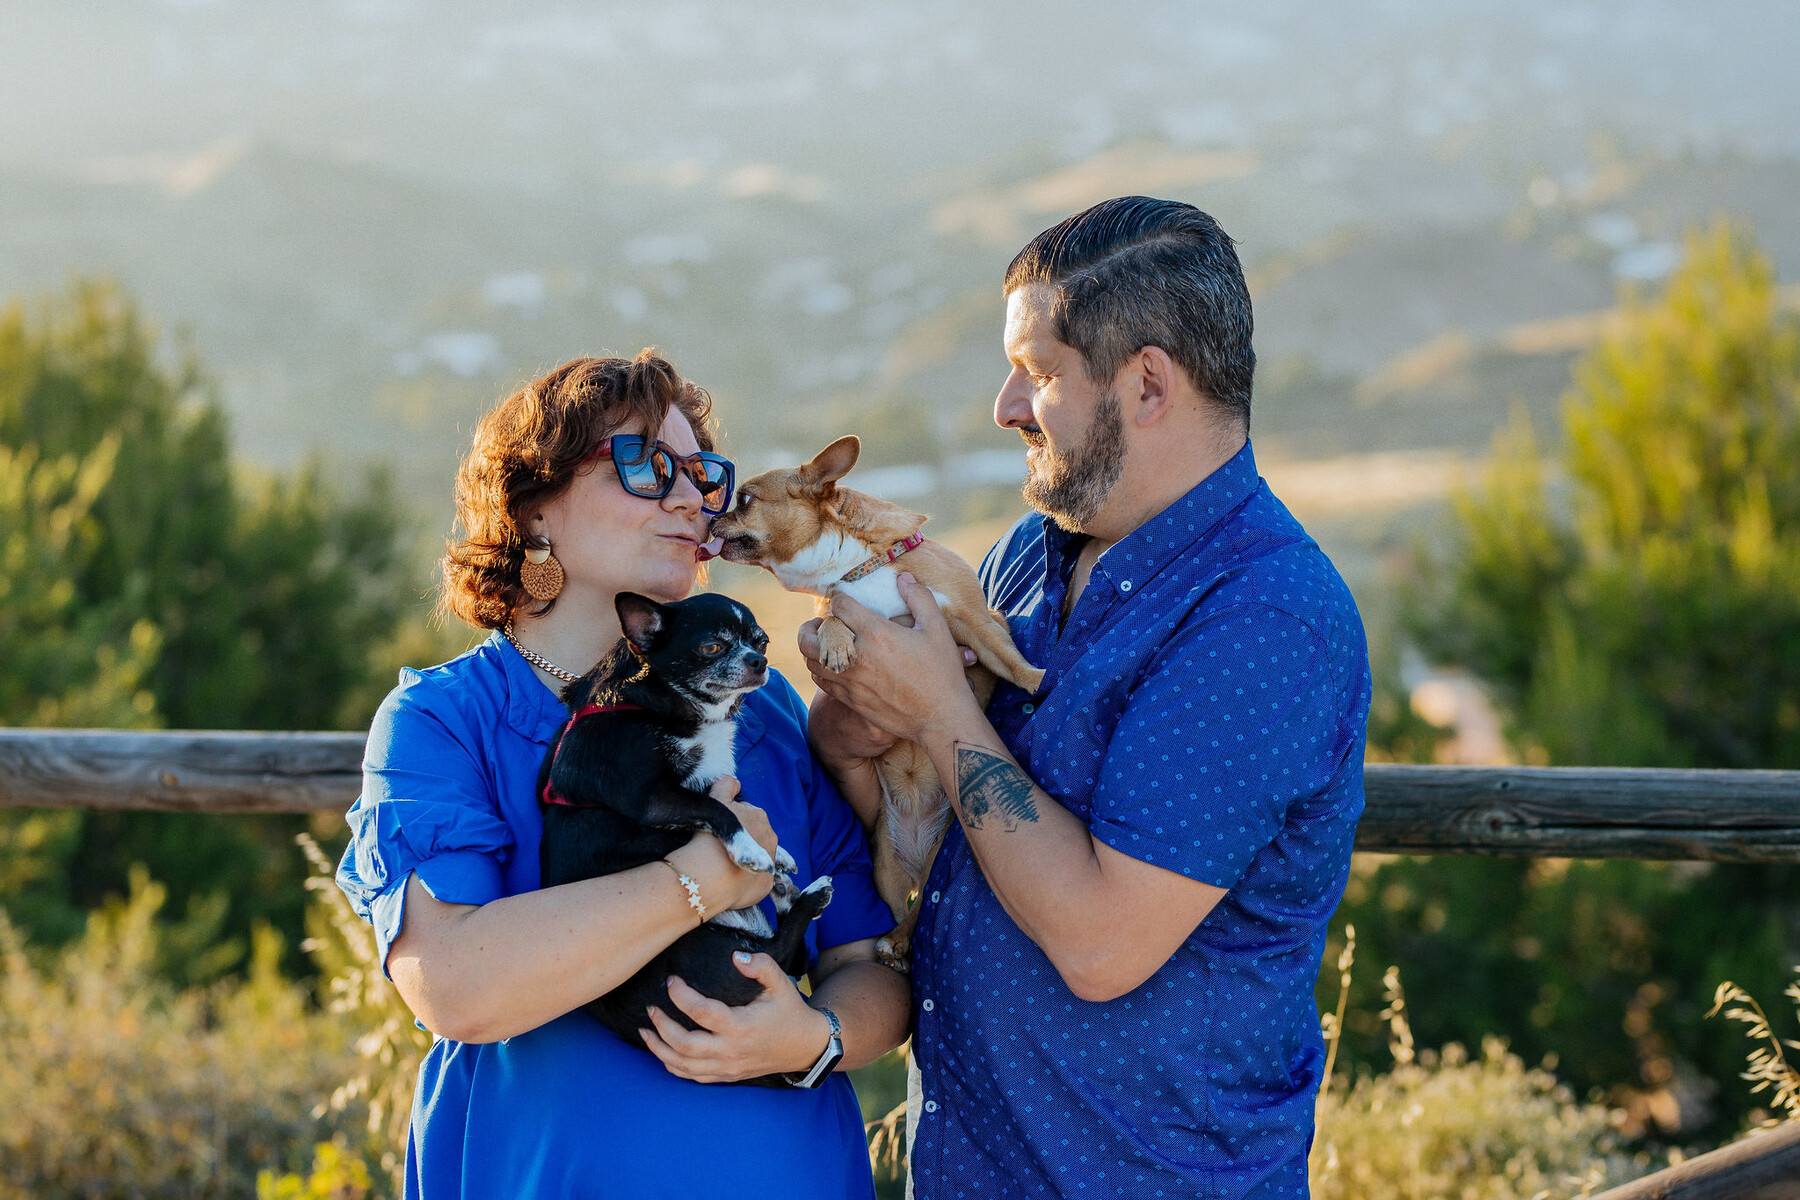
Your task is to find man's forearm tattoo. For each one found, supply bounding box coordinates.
[954,742,1039,831]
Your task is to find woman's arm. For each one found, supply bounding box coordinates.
[811,937,913,1070]
[388,798,779,1045]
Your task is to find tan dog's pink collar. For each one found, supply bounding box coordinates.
[838,532,927,583]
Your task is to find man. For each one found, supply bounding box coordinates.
[804,196,1371,1197]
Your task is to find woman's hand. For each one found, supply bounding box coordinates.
[663,779,780,913]
[641,951,833,1083]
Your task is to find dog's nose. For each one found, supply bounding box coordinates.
[746,652,767,672]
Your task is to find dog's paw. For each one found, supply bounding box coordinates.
[724,829,777,873]
[773,845,798,874]
[874,935,912,974]
[819,643,856,674]
[816,623,858,674]
[769,872,797,912]
[799,875,834,908]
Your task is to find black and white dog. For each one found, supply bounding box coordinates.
[537,592,832,1082]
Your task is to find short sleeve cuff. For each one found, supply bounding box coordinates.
[1089,812,1258,892]
[369,850,506,976]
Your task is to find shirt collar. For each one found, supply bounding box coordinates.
[491,629,573,743]
[1055,439,1262,602]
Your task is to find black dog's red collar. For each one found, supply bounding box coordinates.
[539,702,644,807]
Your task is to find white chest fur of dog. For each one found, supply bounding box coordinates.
[770,530,951,615]
[675,707,738,794]
[673,716,780,937]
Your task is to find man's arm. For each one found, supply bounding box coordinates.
[803,576,1226,1003]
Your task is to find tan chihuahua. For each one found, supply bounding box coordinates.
[705,435,1044,969]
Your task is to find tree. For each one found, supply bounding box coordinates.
[1335,223,1800,1144]
[0,280,429,967]
[1414,221,1800,766]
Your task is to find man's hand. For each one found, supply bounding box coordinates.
[808,689,900,766]
[803,574,984,746]
[641,952,832,1083]
[800,602,980,758]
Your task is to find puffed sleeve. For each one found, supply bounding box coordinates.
[336,669,515,973]
[1087,603,1358,891]
[765,675,895,954]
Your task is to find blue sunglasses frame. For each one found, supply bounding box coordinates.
[594,435,736,516]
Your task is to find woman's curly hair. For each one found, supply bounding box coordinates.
[440,350,716,629]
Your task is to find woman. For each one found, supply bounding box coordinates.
[335,352,909,1199]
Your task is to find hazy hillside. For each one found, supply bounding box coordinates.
[3,0,1797,561]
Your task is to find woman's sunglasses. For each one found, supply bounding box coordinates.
[591,435,736,516]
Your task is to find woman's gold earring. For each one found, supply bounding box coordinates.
[521,543,565,602]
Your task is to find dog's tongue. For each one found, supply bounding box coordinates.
[695,536,724,563]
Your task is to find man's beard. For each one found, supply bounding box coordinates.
[1020,391,1125,532]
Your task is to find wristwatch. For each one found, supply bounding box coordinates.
[787,1007,845,1089]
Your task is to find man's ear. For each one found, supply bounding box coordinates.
[615,593,665,652]
[803,436,860,492]
[1132,346,1178,427]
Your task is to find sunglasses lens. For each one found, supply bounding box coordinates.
[611,437,668,497]
[695,458,733,513]
[608,437,734,512]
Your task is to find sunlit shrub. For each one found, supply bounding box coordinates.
[1311,943,1652,1200]
[0,871,367,1200]
[294,833,431,1193]
[257,1141,374,1200]
[1312,1036,1644,1199]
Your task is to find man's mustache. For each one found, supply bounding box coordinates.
[1019,426,1046,448]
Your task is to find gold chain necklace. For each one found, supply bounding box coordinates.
[502,622,582,683]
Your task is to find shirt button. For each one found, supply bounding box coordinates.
[922,998,935,1012]
[923,1100,939,1113]
[1021,702,1035,715]
[930,890,940,903]
[1119,579,1133,593]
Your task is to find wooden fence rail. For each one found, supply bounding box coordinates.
[1590,1119,1800,1200]
[3,728,1798,1193]
[4,729,1800,861]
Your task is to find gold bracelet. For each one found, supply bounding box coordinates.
[659,859,707,923]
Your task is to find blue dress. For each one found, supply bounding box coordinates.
[336,632,895,1200]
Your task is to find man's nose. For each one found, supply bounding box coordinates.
[994,366,1034,429]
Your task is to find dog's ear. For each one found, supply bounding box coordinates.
[802,436,860,493]
[615,593,666,653]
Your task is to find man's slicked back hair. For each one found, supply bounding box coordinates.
[1004,196,1254,426]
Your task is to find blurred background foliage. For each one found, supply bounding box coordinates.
[1330,223,1800,1145]
[0,280,460,973]
[2,221,1799,1191]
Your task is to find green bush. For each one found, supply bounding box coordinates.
[0,872,368,1200]
[1367,222,1800,1142]
[1313,1037,1641,1199]
[0,277,443,971]
[1312,954,1650,1199]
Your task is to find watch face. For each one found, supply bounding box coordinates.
[795,1036,845,1088]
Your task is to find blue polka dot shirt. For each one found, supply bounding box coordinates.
[909,441,1372,1199]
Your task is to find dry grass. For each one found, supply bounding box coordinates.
[1707,968,1800,1126]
